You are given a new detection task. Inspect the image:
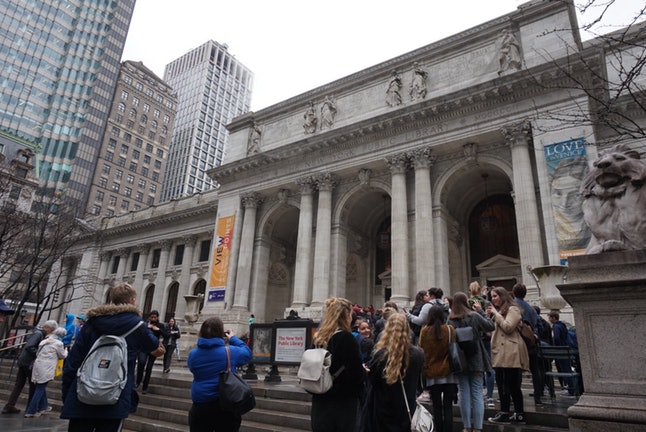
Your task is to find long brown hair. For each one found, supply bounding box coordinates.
[312,297,352,348]
[448,292,472,320]
[374,312,410,385]
[492,286,514,316]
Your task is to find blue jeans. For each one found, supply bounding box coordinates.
[457,372,484,430]
[25,382,48,415]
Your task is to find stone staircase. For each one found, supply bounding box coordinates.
[0,356,575,432]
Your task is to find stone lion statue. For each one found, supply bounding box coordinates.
[580,143,646,254]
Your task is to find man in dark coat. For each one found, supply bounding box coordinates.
[61,283,159,432]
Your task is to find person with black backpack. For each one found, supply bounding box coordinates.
[60,283,159,432]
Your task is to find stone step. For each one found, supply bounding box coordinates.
[0,361,574,432]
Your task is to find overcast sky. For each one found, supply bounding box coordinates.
[121,0,642,112]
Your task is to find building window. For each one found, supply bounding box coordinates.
[135,82,143,91]
[129,161,137,171]
[143,103,150,113]
[147,196,155,205]
[153,109,160,118]
[152,172,159,181]
[140,114,147,124]
[112,183,120,192]
[163,114,170,124]
[111,256,120,274]
[121,200,129,210]
[135,138,143,148]
[151,248,161,268]
[138,179,146,188]
[130,252,140,271]
[120,144,129,154]
[144,155,151,164]
[102,164,111,174]
[106,209,114,216]
[132,97,139,106]
[135,191,143,202]
[145,144,153,152]
[132,150,140,160]
[199,239,211,262]
[124,75,133,85]
[124,187,132,197]
[95,191,104,202]
[123,133,132,142]
[111,126,120,137]
[92,205,101,215]
[174,244,184,266]
[105,151,114,162]
[121,90,128,100]
[149,184,157,192]
[141,167,149,177]
[115,169,123,180]
[126,174,135,184]
[117,157,126,167]
[99,177,108,188]
[156,149,164,158]
[117,102,125,112]
[109,195,117,206]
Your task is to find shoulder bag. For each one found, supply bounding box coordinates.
[219,344,256,415]
[400,379,434,432]
[447,326,467,374]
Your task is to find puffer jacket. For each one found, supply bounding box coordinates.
[489,304,529,371]
[60,303,159,420]
[32,334,67,384]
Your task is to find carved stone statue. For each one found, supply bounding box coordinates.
[498,29,522,75]
[247,121,261,155]
[386,71,402,107]
[580,144,646,253]
[303,101,317,134]
[409,62,427,101]
[320,96,337,130]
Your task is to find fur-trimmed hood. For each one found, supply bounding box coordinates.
[85,303,142,320]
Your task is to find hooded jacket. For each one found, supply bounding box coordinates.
[32,333,67,384]
[62,313,75,346]
[60,303,158,419]
[187,335,251,403]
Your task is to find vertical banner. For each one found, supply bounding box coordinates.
[208,215,235,301]
[544,138,590,262]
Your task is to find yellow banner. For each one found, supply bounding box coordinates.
[209,215,235,288]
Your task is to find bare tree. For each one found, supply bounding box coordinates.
[529,0,646,143]
[0,186,87,330]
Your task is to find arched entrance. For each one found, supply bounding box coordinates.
[165,281,179,322]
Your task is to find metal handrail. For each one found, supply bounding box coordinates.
[0,330,35,345]
[0,341,26,352]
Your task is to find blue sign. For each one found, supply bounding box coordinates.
[208,289,225,302]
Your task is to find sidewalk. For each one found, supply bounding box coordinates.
[0,412,68,432]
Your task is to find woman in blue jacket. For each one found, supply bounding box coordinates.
[187,317,252,432]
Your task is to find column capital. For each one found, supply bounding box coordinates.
[99,251,112,261]
[385,153,409,174]
[241,192,263,208]
[296,176,315,194]
[314,172,338,191]
[410,147,436,169]
[277,189,290,204]
[115,248,129,256]
[134,244,150,254]
[501,120,532,147]
[158,239,172,251]
[183,235,198,247]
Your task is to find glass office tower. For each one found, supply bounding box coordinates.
[0,0,136,208]
[160,40,253,202]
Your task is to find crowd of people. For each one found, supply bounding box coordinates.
[0,280,581,432]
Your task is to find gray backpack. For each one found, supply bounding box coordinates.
[76,321,143,405]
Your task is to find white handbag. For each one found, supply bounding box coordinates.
[401,380,434,432]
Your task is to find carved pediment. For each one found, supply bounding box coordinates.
[476,254,520,272]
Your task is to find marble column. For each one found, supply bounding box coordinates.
[152,240,172,311]
[132,245,150,295]
[311,173,337,305]
[233,192,263,310]
[98,252,111,282]
[433,207,451,291]
[411,147,436,292]
[115,249,127,280]
[502,121,544,279]
[176,236,197,320]
[292,177,315,308]
[386,153,410,303]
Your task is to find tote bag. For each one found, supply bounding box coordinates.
[447,326,467,374]
[219,345,256,415]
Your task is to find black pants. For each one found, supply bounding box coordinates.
[68,418,123,432]
[429,384,457,432]
[528,350,545,401]
[494,368,524,414]
[189,400,241,432]
[162,344,176,371]
[136,352,156,391]
[311,396,359,432]
[5,365,35,408]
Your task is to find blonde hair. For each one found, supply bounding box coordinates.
[373,312,411,385]
[312,297,352,348]
[469,281,481,298]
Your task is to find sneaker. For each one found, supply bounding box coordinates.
[510,412,526,424]
[2,405,21,414]
[534,397,544,406]
[24,412,41,418]
[488,412,511,424]
[487,398,495,408]
[417,392,431,403]
[38,406,53,415]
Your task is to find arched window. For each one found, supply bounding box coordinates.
[117,102,125,112]
[140,114,147,125]
[129,108,136,118]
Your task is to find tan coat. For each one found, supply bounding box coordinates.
[489,304,529,371]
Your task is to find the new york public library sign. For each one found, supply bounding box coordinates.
[249,319,317,367]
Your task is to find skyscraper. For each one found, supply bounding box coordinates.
[86,60,177,217]
[160,40,253,202]
[0,0,136,209]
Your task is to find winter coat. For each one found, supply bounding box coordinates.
[62,313,75,346]
[60,303,159,420]
[447,312,495,373]
[187,335,251,403]
[489,304,529,371]
[359,345,424,432]
[17,328,44,369]
[31,334,67,384]
[419,324,453,379]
